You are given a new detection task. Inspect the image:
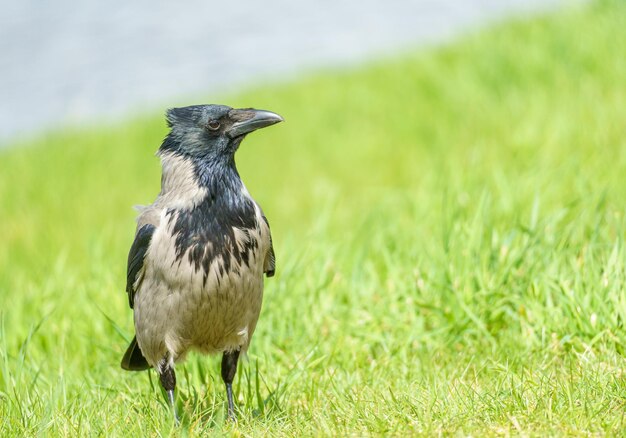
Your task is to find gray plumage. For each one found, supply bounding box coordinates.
[121,104,283,421]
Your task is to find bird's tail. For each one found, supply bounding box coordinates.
[121,335,151,371]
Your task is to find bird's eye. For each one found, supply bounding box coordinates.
[207,120,221,131]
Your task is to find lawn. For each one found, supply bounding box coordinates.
[1,1,625,435]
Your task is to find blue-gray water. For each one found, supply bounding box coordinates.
[0,0,561,144]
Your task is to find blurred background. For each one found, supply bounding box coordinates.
[0,0,557,143]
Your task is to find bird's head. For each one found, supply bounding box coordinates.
[160,104,283,161]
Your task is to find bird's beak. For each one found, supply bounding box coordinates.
[227,109,284,139]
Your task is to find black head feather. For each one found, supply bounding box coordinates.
[160,104,283,161]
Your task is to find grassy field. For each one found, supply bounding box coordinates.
[1,1,626,435]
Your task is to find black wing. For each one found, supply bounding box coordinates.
[262,215,276,277]
[126,224,156,308]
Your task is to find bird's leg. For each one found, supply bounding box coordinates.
[221,349,241,421]
[159,359,179,424]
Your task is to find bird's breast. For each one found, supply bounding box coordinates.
[148,200,269,291]
[134,198,270,360]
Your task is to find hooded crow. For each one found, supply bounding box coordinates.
[120,104,283,421]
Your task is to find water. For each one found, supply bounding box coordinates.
[0,0,561,144]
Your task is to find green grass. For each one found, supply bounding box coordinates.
[2,1,626,435]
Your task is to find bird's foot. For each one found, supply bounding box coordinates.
[167,389,180,425]
[225,383,237,422]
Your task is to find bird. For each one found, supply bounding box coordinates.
[120,104,283,421]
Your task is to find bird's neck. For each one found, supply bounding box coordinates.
[159,151,244,207]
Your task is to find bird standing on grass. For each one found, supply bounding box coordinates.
[120,104,282,421]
